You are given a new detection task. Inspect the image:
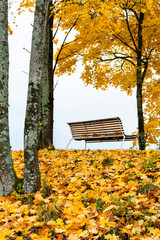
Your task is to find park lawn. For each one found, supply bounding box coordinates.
[0,149,160,240]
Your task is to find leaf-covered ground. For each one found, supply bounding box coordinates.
[0,149,160,240]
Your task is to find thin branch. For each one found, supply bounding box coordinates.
[53,0,57,5]
[53,18,78,73]
[113,33,136,53]
[128,8,139,21]
[54,80,59,90]
[23,47,31,54]
[63,37,79,47]
[125,9,138,52]
[22,71,29,75]
[58,52,82,61]
[141,61,148,82]
[146,29,156,55]
[97,55,135,66]
[141,49,153,81]
[65,0,90,6]
[53,17,62,40]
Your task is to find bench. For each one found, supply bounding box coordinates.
[66,117,137,149]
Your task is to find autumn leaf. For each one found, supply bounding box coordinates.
[1,149,160,239]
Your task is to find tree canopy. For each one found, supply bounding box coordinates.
[54,0,160,148]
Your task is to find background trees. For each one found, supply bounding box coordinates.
[54,0,160,150]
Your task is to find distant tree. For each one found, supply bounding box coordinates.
[23,0,49,193]
[0,0,16,196]
[54,0,160,150]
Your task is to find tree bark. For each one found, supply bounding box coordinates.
[23,0,49,193]
[0,0,16,196]
[48,5,54,147]
[136,12,145,150]
[38,1,53,149]
[137,75,145,150]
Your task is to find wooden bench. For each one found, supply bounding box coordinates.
[66,117,137,149]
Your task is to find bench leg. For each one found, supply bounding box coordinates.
[120,136,125,149]
[66,138,73,150]
[85,141,87,149]
[136,138,139,150]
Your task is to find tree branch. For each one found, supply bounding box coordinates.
[125,9,138,52]
[63,37,80,47]
[53,17,78,73]
[53,17,62,40]
[113,33,137,53]
[97,55,135,66]
[141,61,148,82]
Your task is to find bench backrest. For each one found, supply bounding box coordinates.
[67,117,124,140]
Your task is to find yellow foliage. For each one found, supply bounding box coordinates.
[53,0,160,145]
[8,26,13,35]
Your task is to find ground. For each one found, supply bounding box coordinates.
[0,149,160,239]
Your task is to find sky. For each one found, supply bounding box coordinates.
[8,5,157,151]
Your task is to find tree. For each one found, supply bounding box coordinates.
[18,0,77,149]
[0,0,17,196]
[23,0,49,193]
[17,0,54,149]
[54,0,160,150]
[38,0,54,149]
[38,0,78,149]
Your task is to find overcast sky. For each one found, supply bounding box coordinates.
[8,6,156,151]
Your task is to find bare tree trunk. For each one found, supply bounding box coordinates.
[39,14,50,149]
[0,0,16,196]
[48,5,54,147]
[38,1,53,149]
[23,0,49,193]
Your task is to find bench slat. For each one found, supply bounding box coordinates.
[71,128,124,134]
[69,120,122,126]
[71,132,124,137]
[70,125,123,131]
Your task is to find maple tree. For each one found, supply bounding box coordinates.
[1,148,160,239]
[54,0,160,150]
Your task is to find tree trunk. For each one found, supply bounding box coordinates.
[48,5,54,147]
[23,0,49,193]
[39,12,50,149]
[136,12,145,150]
[137,75,145,150]
[38,1,53,149]
[0,0,16,196]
